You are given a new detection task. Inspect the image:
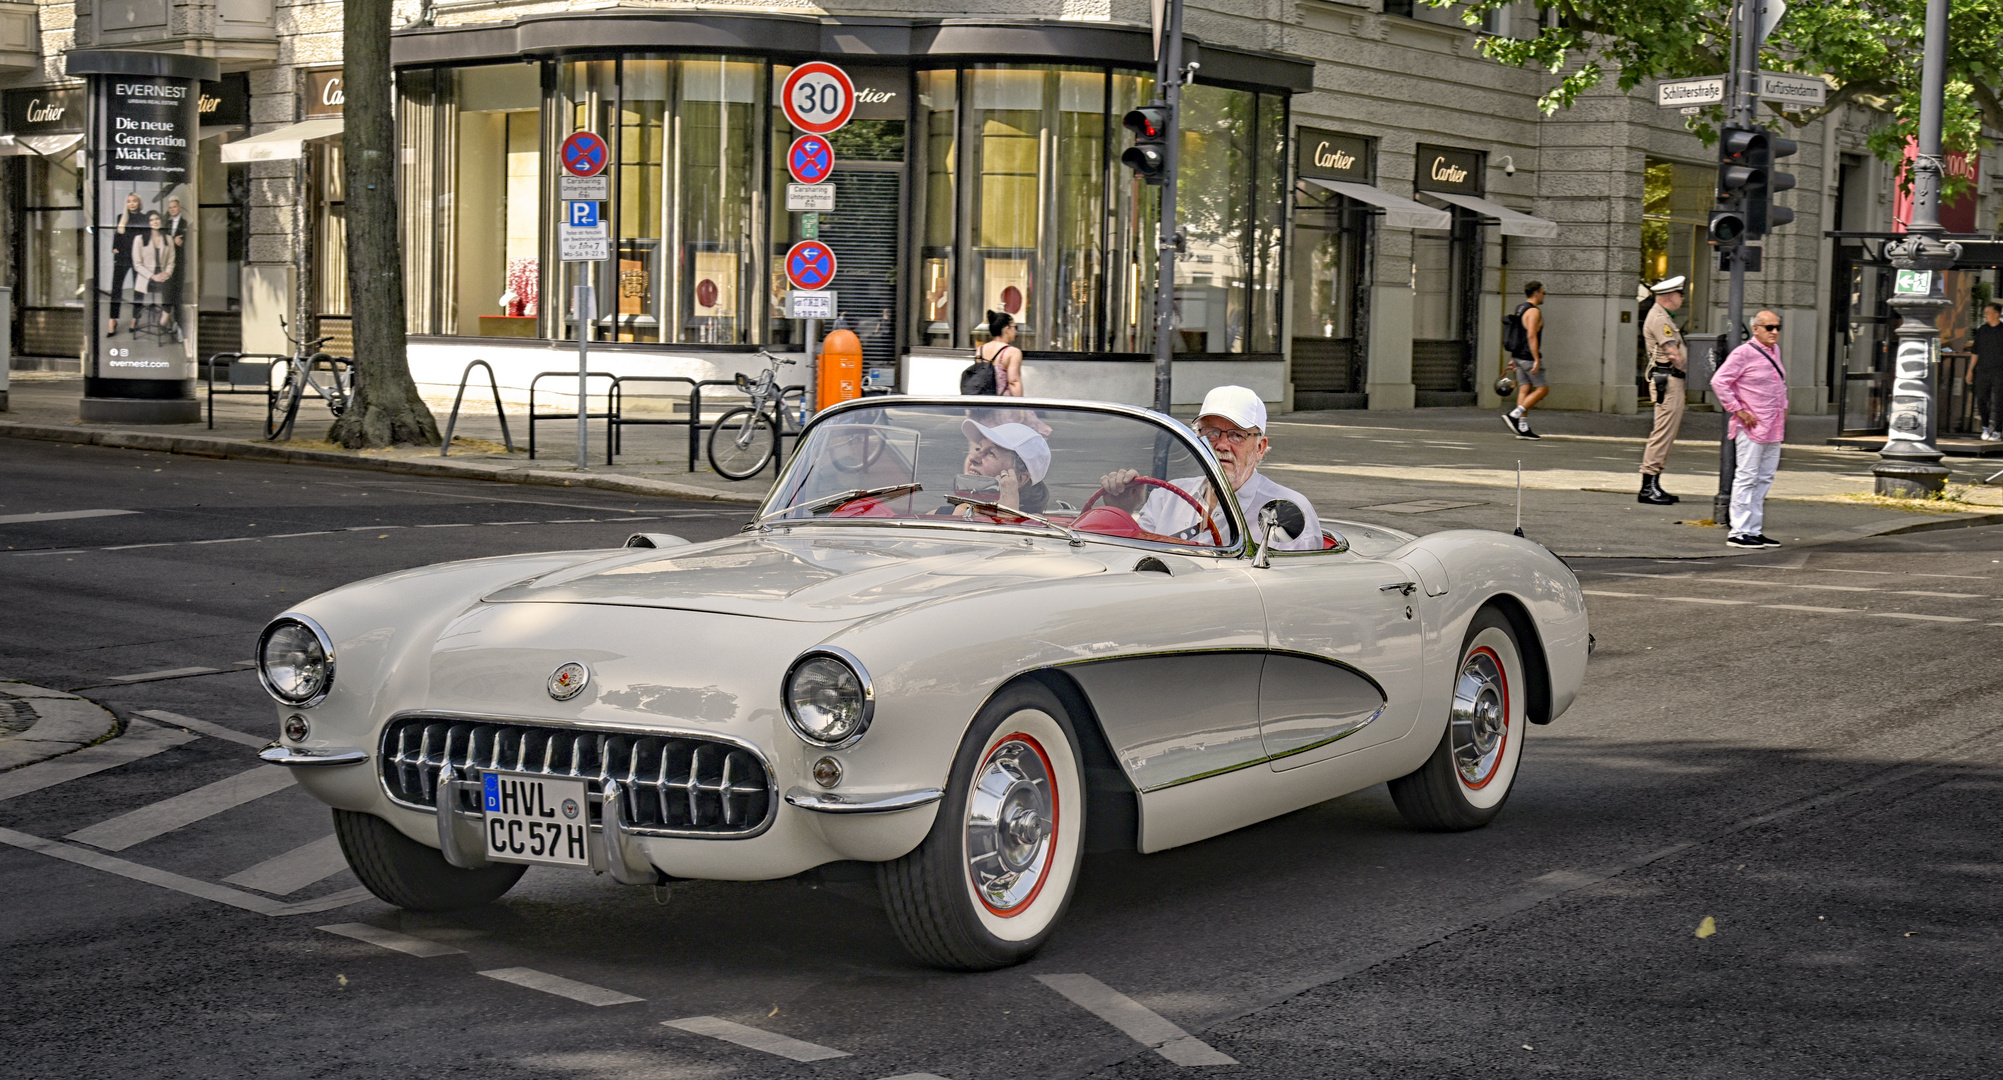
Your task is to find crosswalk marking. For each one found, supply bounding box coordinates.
[225,834,348,895]
[66,765,295,851]
[0,826,369,916]
[1659,597,1749,605]
[106,666,219,683]
[1762,604,1858,614]
[1581,589,1647,598]
[318,922,464,957]
[1036,973,1237,1066]
[1701,577,1877,592]
[0,508,138,525]
[662,1016,849,1062]
[0,717,195,802]
[1869,612,1975,623]
[479,967,642,1006]
[1891,590,1986,599]
[137,709,269,748]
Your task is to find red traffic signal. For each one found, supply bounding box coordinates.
[1122,105,1171,185]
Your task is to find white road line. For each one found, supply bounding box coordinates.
[318,922,464,957]
[266,531,334,538]
[479,968,643,1006]
[1581,589,1648,598]
[100,542,173,550]
[187,537,256,545]
[415,523,476,528]
[875,1075,952,1080]
[0,509,140,525]
[136,709,270,749]
[1869,612,1976,623]
[661,1017,848,1062]
[1891,590,1987,599]
[0,826,369,916]
[225,834,349,895]
[1601,571,1693,579]
[8,549,88,556]
[1703,577,1877,592]
[0,718,195,802]
[66,765,295,851]
[1036,974,1237,1066]
[1660,597,1750,605]
[1762,604,1859,614]
[105,666,220,683]
[1810,568,1895,575]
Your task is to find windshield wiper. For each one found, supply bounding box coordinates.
[784,483,924,518]
[943,496,1084,546]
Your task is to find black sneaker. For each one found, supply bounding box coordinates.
[1726,534,1763,548]
[1754,534,1783,548]
[1501,412,1523,435]
[1514,420,1540,440]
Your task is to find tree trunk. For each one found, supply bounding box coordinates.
[329,0,439,448]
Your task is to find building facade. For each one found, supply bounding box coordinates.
[2,0,1992,420]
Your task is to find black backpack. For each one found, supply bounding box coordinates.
[1502,301,1534,359]
[960,345,1006,395]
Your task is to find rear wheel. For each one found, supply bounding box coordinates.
[332,809,525,911]
[1389,607,1528,831]
[878,683,1086,970]
[707,407,778,480]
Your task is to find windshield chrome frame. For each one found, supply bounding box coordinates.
[756,395,1254,558]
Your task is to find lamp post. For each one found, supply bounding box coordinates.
[1872,0,1956,497]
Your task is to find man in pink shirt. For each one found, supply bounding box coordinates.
[1710,309,1788,548]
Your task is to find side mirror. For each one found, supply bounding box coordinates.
[1253,499,1306,568]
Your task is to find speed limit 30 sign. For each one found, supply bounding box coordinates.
[782,61,855,136]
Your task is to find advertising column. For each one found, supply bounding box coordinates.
[83,69,203,422]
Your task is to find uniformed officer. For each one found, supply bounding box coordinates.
[1638,275,1688,505]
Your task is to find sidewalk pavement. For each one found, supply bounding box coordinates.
[4,371,1999,559]
[0,682,120,772]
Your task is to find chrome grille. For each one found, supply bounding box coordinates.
[380,716,774,837]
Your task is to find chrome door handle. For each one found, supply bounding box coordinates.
[1380,581,1417,595]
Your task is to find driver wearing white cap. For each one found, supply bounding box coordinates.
[1096,385,1322,550]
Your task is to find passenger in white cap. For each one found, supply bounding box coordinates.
[1094,385,1322,550]
[1638,274,1690,505]
[959,418,1051,515]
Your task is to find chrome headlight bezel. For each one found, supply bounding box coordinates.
[782,647,874,749]
[256,615,336,708]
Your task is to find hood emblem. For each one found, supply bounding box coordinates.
[547,661,590,701]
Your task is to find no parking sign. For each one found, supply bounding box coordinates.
[785,240,837,291]
[788,134,834,185]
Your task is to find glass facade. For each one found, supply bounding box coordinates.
[396,56,1288,359]
[18,150,85,357]
[1290,187,1369,399]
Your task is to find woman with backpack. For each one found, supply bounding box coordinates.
[963,310,1052,434]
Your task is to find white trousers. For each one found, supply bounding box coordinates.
[1729,433,1782,538]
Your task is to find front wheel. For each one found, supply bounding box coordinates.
[265,366,304,441]
[878,683,1086,970]
[707,407,779,480]
[332,809,525,911]
[1389,607,1528,831]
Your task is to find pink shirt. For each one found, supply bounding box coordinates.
[1711,340,1788,443]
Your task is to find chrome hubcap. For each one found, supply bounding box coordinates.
[966,736,1055,915]
[1450,649,1508,788]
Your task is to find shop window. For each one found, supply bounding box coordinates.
[196,137,248,355]
[678,59,759,345]
[18,150,85,357]
[1175,84,1255,354]
[911,70,958,349]
[436,64,544,339]
[1107,70,1159,354]
[1291,189,1368,400]
[312,142,350,354]
[1411,209,1478,395]
[1639,156,1714,370]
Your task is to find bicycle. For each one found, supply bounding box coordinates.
[706,350,810,480]
[265,320,357,441]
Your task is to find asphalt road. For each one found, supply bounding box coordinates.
[3,438,2000,1080]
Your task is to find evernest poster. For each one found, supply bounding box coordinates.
[95,76,198,380]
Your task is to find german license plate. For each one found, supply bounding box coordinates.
[482,772,589,868]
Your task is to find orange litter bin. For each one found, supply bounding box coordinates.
[817,329,863,408]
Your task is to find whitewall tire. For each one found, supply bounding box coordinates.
[878,682,1086,970]
[1389,607,1529,831]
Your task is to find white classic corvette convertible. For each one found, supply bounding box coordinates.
[258,397,1588,969]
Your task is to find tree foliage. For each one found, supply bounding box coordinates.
[1435,0,2000,190]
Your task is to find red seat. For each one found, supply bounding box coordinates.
[1073,506,1143,538]
[831,499,897,518]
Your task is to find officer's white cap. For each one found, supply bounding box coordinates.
[1651,275,1688,295]
[1196,385,1267,433]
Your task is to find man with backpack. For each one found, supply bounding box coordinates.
[1502,281,1547,439]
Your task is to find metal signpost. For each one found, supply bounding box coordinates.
[559,130,609,471]
[780,62,853,403]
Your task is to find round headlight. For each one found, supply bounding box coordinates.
[783,649,873,748]
[257,617,334,707]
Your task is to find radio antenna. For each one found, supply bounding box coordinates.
[1513,460,1524,538]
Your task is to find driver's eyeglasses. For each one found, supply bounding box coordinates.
[1197,427,1259,445]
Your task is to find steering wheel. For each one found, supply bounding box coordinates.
[828,426,888,473]
[1079,476,1224,547]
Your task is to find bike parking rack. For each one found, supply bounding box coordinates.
[527,370,620,463]
[202,352,287,429]
[604,375,699,469]
[440,359,515,457]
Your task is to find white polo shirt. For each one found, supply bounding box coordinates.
[1136,470,1323,551]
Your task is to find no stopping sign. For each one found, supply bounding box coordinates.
[781,62,855,136]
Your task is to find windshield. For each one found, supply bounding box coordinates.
[759,401,1242,550]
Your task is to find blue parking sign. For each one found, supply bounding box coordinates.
[567,200,600,228]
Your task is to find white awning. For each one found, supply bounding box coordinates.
[1301,177,1451,231]
[219,118,343,163]
[1422,191,1560,238]
[0,133,83,158]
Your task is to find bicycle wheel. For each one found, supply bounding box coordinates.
[777,387,809,436]
[319,355,352,417]
[707,407,779,480]
[266,366,305,441]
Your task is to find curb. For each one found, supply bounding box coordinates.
[0,421,765,506]
[0,683,121,772]
[1556,510,2003,560]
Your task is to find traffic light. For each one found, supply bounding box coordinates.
[1709,209,1747,247]
[1121,104,1171,185]
[1748,134,1798,235]
[1711,126,1757,248]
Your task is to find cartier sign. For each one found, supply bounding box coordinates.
[4,85,86,135]
[1296,126,1370,183]
[198,73,251,129]
[849,68,905,121]
[1413,143,1483,195]
[304,68,344,118]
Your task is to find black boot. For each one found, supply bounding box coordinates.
[1638,475,1675,505]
